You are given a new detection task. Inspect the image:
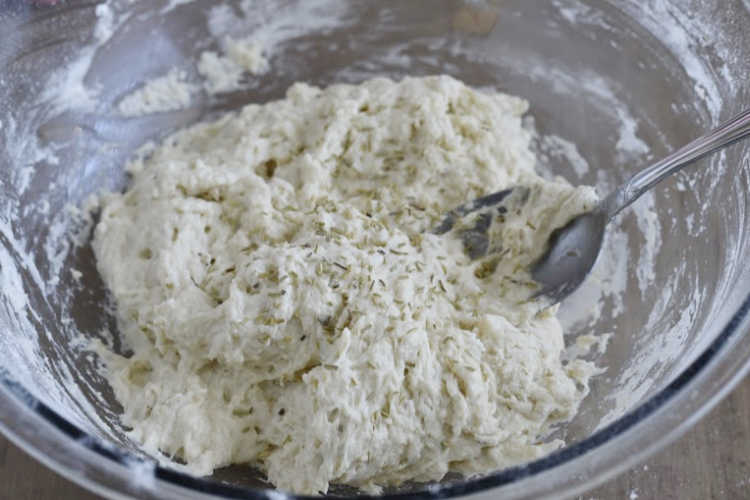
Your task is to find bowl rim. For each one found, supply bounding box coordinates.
[2,291,749,499]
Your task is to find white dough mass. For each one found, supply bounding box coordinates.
[93,75,600,494]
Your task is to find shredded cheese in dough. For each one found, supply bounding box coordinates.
[93,75,600,495]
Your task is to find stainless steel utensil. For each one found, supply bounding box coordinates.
[437,108,750,306]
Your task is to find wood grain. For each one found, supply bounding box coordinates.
[3,376,750,499]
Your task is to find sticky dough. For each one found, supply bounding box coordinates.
[93,75,600,494]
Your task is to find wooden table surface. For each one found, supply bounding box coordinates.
[3,376,750,500]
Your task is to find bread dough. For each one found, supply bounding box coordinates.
[197,36,268,94]
[116,37,268,118]
[93,75,600,494]
[118,68,197,117]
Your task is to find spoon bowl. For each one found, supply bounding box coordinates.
[530,209,608,305]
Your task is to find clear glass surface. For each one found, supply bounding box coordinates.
[0,1,749,498]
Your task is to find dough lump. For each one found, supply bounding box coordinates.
[197,36,268,94]
[118,68,197,117]
[93,75,600,494]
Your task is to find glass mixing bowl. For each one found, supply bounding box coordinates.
[1,0,749,498]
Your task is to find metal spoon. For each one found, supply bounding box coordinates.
[435,107,750,306]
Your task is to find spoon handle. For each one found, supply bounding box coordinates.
[602,107,750,219]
